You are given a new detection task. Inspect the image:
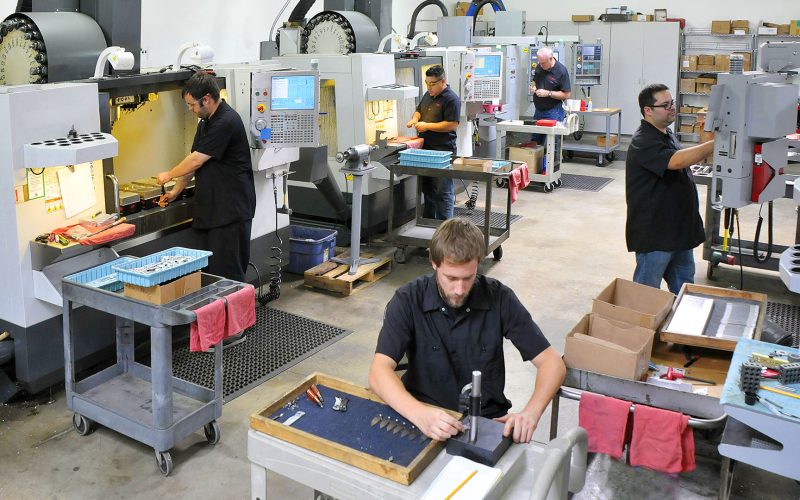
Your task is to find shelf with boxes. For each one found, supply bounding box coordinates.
[677,24,756,143]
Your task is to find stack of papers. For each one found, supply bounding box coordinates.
[666,295,714,337]
[422,456,502,500]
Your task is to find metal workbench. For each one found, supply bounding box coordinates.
[562,108,622,167]
[61,272,248,475]
[387,161,522,264]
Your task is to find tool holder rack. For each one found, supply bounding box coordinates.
[61,270,251,476]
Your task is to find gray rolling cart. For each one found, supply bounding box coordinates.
[387,160,522,264]
[62,261,251,476]
[562,108,622,166]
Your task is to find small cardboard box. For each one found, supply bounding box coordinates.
[124,271,201,305]
[592,278,675,330]
[790,20,800,36]
[564,314,656,380]
[679,124,695,134]
[509,146,544,174]
[711,20,731,34]
[453,157,493,172]
[679,78,696,93]
[696,76,716,85]
[680,55,698,71]
[696,83,712,94]
[697,54,715,66]
[572,15,594,22]
[778,24,790,35]
[596,135,618,147]
[679,105,695,114]
[696,64,716,72]
[731,20,749,29]
[715,54,730,72]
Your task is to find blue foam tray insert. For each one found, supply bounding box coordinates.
[269,385,431,467]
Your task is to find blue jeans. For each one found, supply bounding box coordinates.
[421,176,454,220]
[633,250,695,295]
[531,105,566,145]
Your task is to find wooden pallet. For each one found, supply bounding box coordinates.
[303,251,392,296]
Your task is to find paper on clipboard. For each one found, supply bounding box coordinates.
[421,456,501,500]
[57,164,97,218]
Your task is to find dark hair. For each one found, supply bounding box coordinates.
[430,218,486,266]
[182,72,220,102]
[638,83,669,117]
[425,65,445,79]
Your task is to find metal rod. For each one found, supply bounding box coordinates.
[470,370,482,443]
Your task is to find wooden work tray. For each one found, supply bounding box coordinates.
[250,373,461,485]
[660,284,766,351]
[651,339,733,398]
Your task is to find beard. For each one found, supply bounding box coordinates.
[436,278,470,309]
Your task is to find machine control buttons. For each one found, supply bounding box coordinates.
[254,118,267,130]
[256,103,266,113]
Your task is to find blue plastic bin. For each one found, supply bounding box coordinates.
[64,257,136,292]
[288,226,337,274]
[112,247,213,287]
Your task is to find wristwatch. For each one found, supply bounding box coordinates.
[548,91,553,97]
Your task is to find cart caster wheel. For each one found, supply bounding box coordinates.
[707,262,716,280]
[493,246,503,261]
[72,413,94,436]
[495,177,508,188]
[606,152,616,162]
[155,450,173,476]
[555,178,562,188]
[572,130,583,141]
[544,183,554,193]
[204,421,221,445]
[394,248,407,264]
[596,156,605,167]
[565,150,574,160]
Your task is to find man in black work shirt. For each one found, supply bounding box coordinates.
[157,72,256,282]
[530,46,571,145]
[626,83,714,294]
[369,218,566,443]
[406,65,460,220]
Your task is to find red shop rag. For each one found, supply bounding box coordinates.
[629,404,696,474]
[224,286,256,338]
[578,392,631,459]
[189,299,226,352]
[508,163,530,203]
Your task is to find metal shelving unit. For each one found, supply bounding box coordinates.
[678,28,756,143]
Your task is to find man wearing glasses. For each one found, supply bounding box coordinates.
[530,46,571,145]
[156,72,256,283]
[625,83,715,294]
[406,65,461,219]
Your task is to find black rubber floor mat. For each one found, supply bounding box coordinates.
[164,307,351,402]
[559,173,614,192]
[453,206,521,228]
[766,301,800,348]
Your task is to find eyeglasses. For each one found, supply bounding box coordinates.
[649,99,675,110]
[425,79,443,87]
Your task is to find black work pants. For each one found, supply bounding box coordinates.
[193,219,252,282]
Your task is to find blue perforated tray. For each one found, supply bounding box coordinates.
[399,149,452,158]
[64,257,136,292]
[399,157,452,168]
[112,247,213,287]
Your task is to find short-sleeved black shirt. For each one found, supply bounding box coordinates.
[532,59,571,111]
[191,100,256,229]
[625,119,704,253]
[415,85,461,152]
[376,273,550,418]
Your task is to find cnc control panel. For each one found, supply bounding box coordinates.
[574,44,602,86]
[250,70,320,148]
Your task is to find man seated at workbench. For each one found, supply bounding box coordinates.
[369,218,566,443]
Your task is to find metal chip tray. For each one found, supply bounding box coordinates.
[163,279,252,312]
[64,256,135,292]
[112,247,213,287]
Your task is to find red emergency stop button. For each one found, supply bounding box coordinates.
[256,103,266,113]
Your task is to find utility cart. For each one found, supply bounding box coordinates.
[387,159,524,264]
[495,113,580,192]
[562,108,622,167]
[62,252,252,476]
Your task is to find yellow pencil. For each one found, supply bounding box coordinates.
[445,469,477,500]
[760,385,800,400]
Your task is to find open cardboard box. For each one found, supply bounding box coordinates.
[564,313,655,380]
[452,157,493,172]
[592,278,675,330]
[124,271,201,305]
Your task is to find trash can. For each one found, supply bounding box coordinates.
[288,226,337,274]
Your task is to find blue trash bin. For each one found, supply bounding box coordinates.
[288,226,338,274]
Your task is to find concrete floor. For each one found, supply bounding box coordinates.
[2,158,800,499]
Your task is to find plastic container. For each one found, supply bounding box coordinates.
[64,257,136,292]
[112,247,213,287]
[288,226,337,274]
[399,149,453,168]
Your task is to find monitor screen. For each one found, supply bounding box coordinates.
[271,75,316,111]
[473,54,501,78]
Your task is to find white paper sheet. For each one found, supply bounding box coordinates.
[57,164,96,218]
[421,456,501,500]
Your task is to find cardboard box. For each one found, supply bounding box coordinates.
[592,278,675,330]
[509,146,544,174]
[732,51,751,71]
[596,135,618,147]
[715,54,730,72]
[680,55,698,71]
[695,83,712,94]
[455,2,471,17]
[564,314,656,380]
[696,64,716,72]
[123,271,201,305]
[778,24,790,35]
[679,78,696,93]
[679,105,696,114]
[572,15,594,22]
[731,20,749,29]
[790,20,800,36]
[697,54,715,66]
[452,157,493,172]
[696,75,716,85]
[679,124,695,133]
[711,20,731,34]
